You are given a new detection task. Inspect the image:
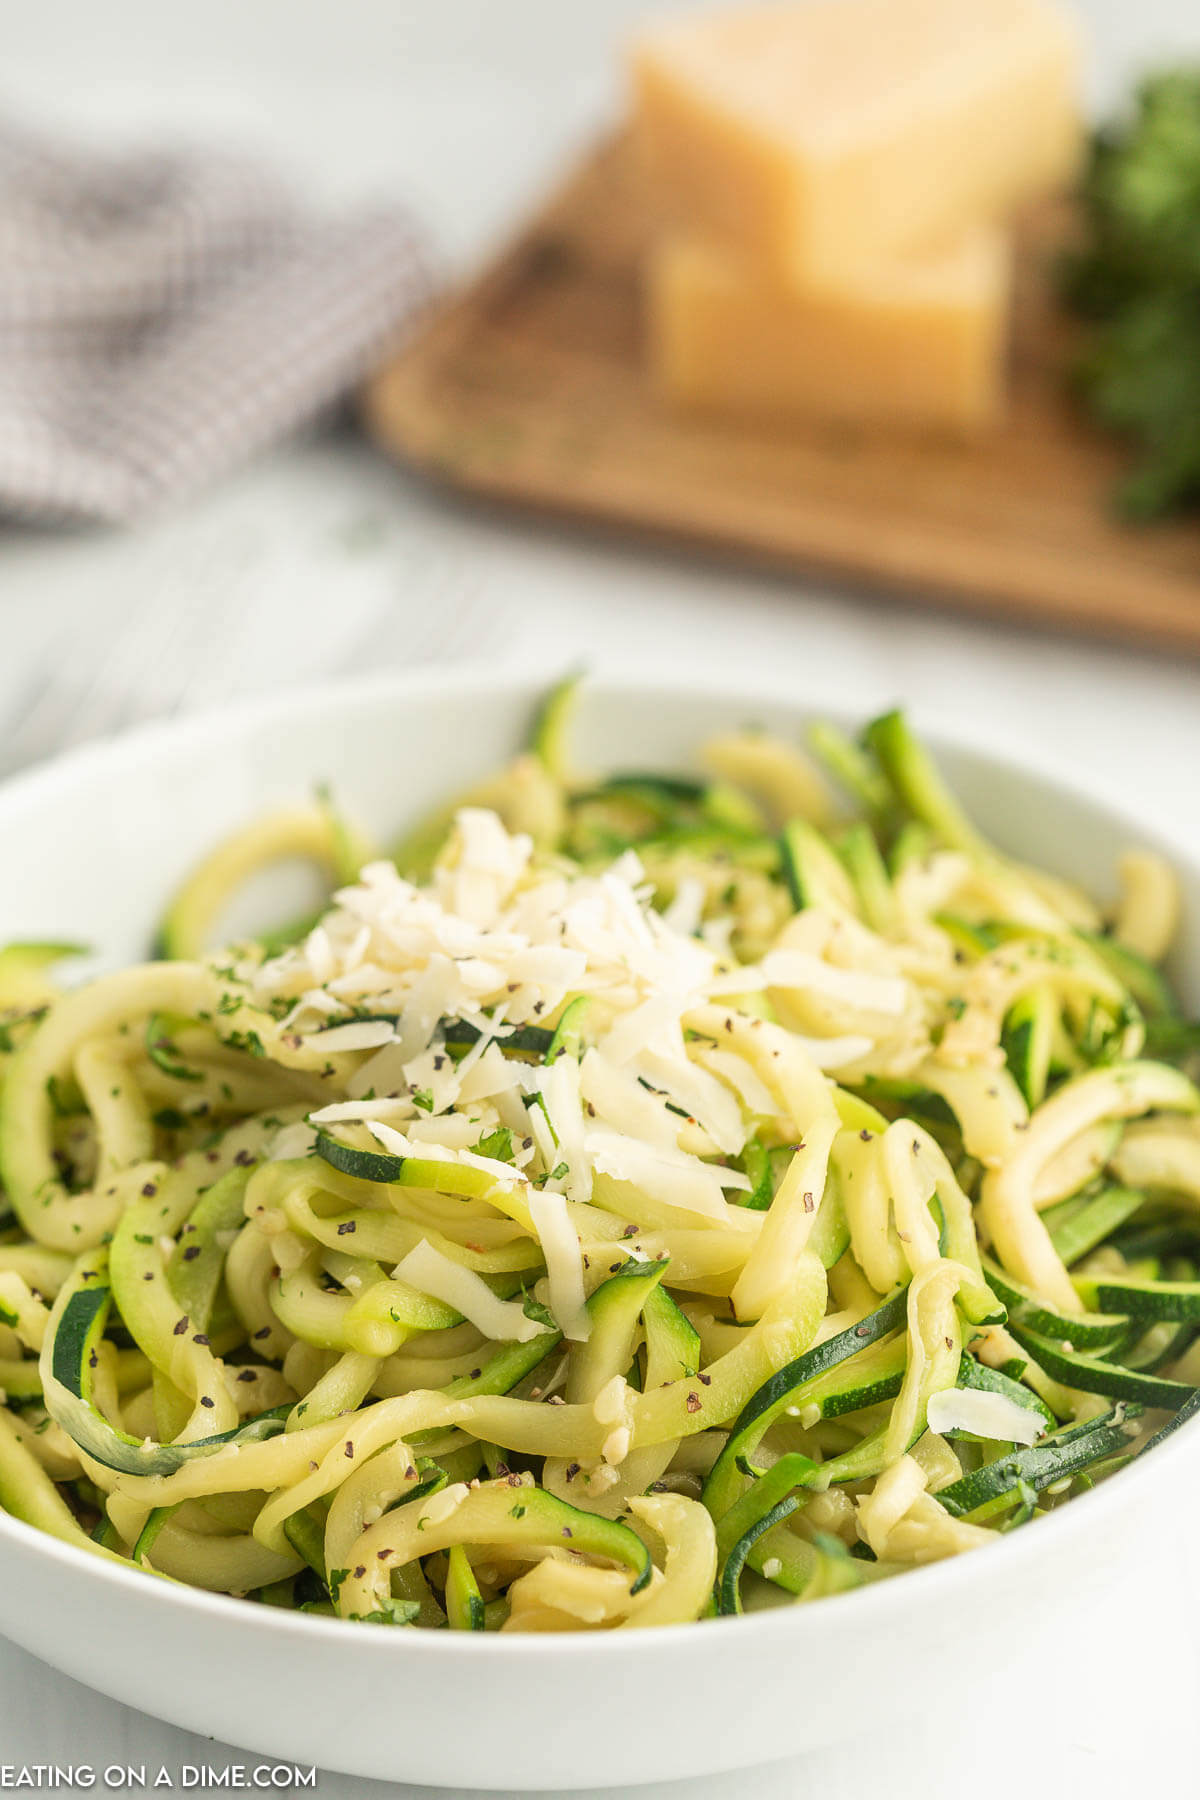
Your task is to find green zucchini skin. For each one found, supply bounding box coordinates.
[1008,1321,1195,1411]
[981,1257,1129,1352]
[131,1505,176,1565]
[852,1076,958,1132]
[1121,1317,1194,1373]
[836,823,893,933]
[814,1336,907,1418]
[1076,932,1174,1020]
[718,1494,802,1616]
[937,1405,1144,1522]
[1073,1273,1200,1323]
[1044,1186,1147,1268]
[1143,1015,1200,1064]
[315,1131,527,1197]
[734,1138,850,1266]
[779,820,858,916]
[601,773,708,805]
[642,1283,701,1388]
[440,1017,556,1062]
[569,1257,669,1404]
[808,1184,852,1272]
[427,1333,562,1410]
[736,1135,775,1211]
[702,1290,907,1520]
[863,709,983,854]
[445,1542,486,1630]
[167,1165,255,1333]
[315,1131,407,1185]
[528,671,581,779]
[282,1506,329,1581]
[1140,1383,1200,1456]
[391,1479,654,1597]
[805,721,892,823]
[1001,987,1056,1108]
[46,1275,290,1477]
[543,996,591,1065]
[144,1013,204,1084]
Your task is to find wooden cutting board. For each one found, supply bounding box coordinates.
[365,134,1200,651]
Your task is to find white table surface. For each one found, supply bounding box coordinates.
[1,2,1200,1793]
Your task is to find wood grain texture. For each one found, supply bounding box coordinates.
[366,135,1200,650]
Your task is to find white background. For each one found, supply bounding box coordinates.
[1,2,1200,1794]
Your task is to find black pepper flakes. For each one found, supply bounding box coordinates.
[199,1395,215,1408]
[698,1372,712,1386]
[344,1442,355,1459]
[686,1391,702,1414]
[336,1221,356,1236]
[182,1245,201,1262]
[173,1316,189,1336]
[141,1182,158,1198]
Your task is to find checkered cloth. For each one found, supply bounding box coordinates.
[0,120,436,523]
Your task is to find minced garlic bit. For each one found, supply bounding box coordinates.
[418,1482,472,1531]
[601,1426,632,1467]
[592,1375,630,1428]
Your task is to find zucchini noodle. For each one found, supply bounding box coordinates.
[0,683,1197,1630]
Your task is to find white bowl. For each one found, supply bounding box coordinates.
[0,669,1197,1789]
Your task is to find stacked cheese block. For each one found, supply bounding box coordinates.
[632,0,1082,434]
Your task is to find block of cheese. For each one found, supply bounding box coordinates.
[632,0,1080,288]
[647,227,1010,434]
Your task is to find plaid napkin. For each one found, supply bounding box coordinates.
[0,120,436,523]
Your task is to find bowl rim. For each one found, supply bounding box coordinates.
[0,661,1196,1659]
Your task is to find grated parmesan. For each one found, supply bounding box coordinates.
[925,1386,1042,1446]
[528,1187,591,1342]
[395,1240,544,1344]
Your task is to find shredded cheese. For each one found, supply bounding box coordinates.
[394,1241,544,1344]
[528,1187,591,1342]
[925,1387,1042,1447]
